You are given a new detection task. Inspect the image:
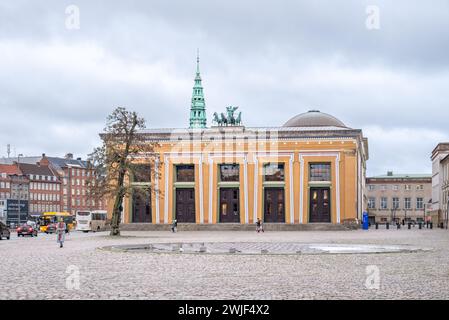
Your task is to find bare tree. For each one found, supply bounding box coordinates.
[87,107,159,236]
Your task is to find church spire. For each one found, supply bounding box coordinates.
[189,49,207,129]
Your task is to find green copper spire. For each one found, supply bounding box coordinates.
[189,49,207,128]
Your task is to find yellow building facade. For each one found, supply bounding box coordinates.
[120,110,369,225]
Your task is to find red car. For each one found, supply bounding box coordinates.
[17,224,38,237]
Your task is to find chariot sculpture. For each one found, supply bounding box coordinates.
[212,106,243,126]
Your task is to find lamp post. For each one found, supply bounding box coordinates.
[446,198,449,230]
[17,154,23,226]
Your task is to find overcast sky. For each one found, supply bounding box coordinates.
[1,0,448,175]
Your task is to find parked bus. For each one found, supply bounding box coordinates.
[76,210,108,232]
[39,212,75,233]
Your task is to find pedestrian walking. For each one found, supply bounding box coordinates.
[171,219,178,233]
[56,217,66,248]
[256,218,264,233]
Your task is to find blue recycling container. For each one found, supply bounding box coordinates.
[362,212,369,230]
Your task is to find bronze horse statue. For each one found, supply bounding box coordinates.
[212,112,220,125]
[220,113,228,125]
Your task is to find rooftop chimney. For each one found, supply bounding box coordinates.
[387,171,393,176]
[77,157,82,161]
[65,153,73,159]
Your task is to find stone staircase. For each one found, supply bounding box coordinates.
[120,223,356,232]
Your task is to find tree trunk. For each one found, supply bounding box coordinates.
[110,193,123,236]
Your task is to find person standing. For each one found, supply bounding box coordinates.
[56,217,66,248]
[256,218,264,233]
[171,219,178,233]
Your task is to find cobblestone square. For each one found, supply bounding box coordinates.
[1,229,449,300]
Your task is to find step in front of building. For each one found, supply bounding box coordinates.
[119,223,355,232]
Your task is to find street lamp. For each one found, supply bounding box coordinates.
[446,197,449,230]
[17,154,23,226]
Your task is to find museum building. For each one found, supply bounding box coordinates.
[118,57,369,225]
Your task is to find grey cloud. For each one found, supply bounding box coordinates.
[0,0,448,175]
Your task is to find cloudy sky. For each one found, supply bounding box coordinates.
[1,0,448,175]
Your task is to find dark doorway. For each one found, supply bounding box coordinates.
[132,190,151,223]
[219,188,240,223]
[264,188,285,223]
[309,188,331,223]
[175,188,196,222]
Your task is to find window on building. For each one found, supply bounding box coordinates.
[368,197,376,209]
[176,165,195,182]
[393,197,400,209]
[392,185,399,191]
[417,197,424,209]
[219,164,240,182]
[381,197,388,210]
[309,163,331,181]
[131,164,152,183]
[263,163,285,182]
[405,185,411,191]
[405,197,411,209]
[380,185,387,191]
[416,185,424,190]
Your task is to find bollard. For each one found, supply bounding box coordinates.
[397,223,401,230]
[375,223,379,230]
[386,222,389,230]
[426,221,429,228]
[408,223,411,230]
[419,223,422,230]
[430,222,433,229]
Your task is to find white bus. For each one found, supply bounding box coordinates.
[75,210,108,232]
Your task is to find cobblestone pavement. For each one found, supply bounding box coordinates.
[1,229,449,300]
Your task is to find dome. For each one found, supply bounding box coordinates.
[282,110,347,128]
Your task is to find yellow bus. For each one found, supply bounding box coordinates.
[39,212,75,233]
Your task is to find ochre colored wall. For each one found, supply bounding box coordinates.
[117,139,361,224]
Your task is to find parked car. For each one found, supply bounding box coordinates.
[17,224,38,237]
[0,221,11,240]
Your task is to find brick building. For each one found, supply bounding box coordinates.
[0,154,106,216]
[0,164,30,224]
[0,164,30,202]
[18,161,62,214]
[50,153,106,215]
